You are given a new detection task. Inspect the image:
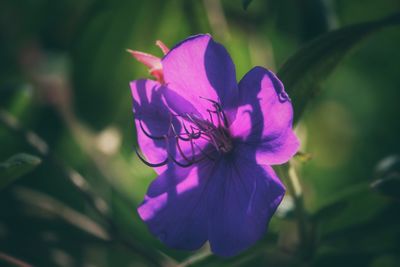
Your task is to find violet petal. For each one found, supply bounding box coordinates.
[230,66,299,165]
[137,161,215,250]
[207,156,285,257]
[162,34,238,123]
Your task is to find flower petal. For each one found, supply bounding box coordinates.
[238,130,299,165]
[128,50,161,70]
[207,156,285,257]
[138,160,215,250]
[128,50,164,82]
[137,149,285,256]
[230,67,299,165]
[162,34,238,122]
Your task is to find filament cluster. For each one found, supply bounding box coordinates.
[136,98,233,168]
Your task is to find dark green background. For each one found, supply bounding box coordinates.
[1,0,400,266]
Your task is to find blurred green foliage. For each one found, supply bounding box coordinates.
[0,153,41,190]
[1,0,400,266]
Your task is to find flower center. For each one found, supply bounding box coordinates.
[136,97,233,168]
[187,112,233,154]
[212,126,233,153]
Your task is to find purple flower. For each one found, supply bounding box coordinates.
[129,34,299,257]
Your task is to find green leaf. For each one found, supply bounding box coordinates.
[311,183,389,240]
[277,13,400,124]
[0,153,41,189]
[242,0,253,10]
[311,183,368,222]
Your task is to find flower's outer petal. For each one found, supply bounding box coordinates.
[138,160,215,250]
[156,40,170,55]
[128,50,164,83]
[162,34,238,123]
[128,50,161,70]
[207,156,285,257]
[130,79,171,173]
[230,66,299,165]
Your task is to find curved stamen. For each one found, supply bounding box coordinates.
[137,97,233,168]
[135,147,168,167]
[188,127,202,139]
[175,137,195,163]
[200,97,229,128]
[139,120,166,140]
[183,122,202,139]
[167,151,195,167]
[190,131,201,139]
[212,103,228,127]
[164,137,196,168]
[171,123,191,141]
[207,109,215,125]
[199,96,219,105]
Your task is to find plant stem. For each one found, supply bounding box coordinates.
[279,163,311,259]
[177,248,212,267]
